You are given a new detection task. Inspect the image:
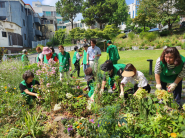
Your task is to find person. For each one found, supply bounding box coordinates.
[71,46,82,77]
[81,44,90,76]
[36,47,43,64]
[154,47,185,108]
[106,40,120,64]
[19,71,40,104]
[100,60,126,94]
[86,39,101,72]
[50,47,58,59]
[58,45,72,81]
[42,47,58,64]
[21,49,29,65]
[84,39,90,46]
[120,64,151,98]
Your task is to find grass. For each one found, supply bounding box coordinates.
[68,50,185,81]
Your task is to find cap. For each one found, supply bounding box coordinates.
[106,40,112,44]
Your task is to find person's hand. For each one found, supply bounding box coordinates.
[156,84,162,90]
[119,91,124,98]
[69,67,72,71]
[86,61,89,65]
[81,62,83,65]
[35,94,41,99]
[168,83,177,92]
[100,89,104,95]
[83,86,88,91]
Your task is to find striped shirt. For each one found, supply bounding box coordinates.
[154,57,185,78]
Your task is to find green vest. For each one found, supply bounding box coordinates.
[44,54,56,64]
[88,80,94,97]
[72,51,78,64]
[83,50,87,64]
[20,80,35,104]
[21,54,29,65]
[160,55,185,83]
[109,64,126,86]
[107,45,120,61]
[58,51,70,72]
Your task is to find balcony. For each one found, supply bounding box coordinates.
[34,17,41,25]
[35,30,42,36]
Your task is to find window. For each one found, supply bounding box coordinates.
[21,4,23,12]
[23,19,25,26]
[8,35,12,46]
[0,2,5,8]
[56,13,61,17]
[33,23,34,28]
[24,34,26,40]
[45,11,51,16]
[57,19,62,24]
[2,32,7,37]
[50,20,53,24]
[0,16,6,20]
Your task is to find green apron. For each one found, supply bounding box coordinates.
[88,80,95,97]
[21,54,29,65]
[107,44,120,63]
[83,50,87,64]
[109,64,126,86]
[72,51,77,64]
[20,80,35,104]
[44,54,56,64]
[160,55,185,83]
[58,51,70,72]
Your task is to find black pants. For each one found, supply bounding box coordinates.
[124,84,151,98]
[71,60,80,77]
[161,80,182,105]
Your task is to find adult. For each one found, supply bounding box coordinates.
[19,71,40,104]
[86,39,101,72]
[58,45,71,81]
[21,49,29,65]
[42,47,58,64]
[81,44,90,76]
[36,47,43,64]
[154,47,185,108]
[100,60,126,94]
[120,64,151,98]
[50,47,58,59]
[106,40,120,64]
[71,46,82,77]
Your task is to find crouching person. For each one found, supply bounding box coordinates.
[19,71,40,104]
[100,60,126,94]
[120,64,151,98]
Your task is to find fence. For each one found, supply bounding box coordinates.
[32,39,50,48]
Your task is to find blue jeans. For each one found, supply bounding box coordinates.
[83,64,89,75]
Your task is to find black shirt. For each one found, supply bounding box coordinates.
[19,80,40,93]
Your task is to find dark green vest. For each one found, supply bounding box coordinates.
[58,51,70,72]
[72,51,77,64]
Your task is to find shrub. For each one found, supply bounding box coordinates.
[116,33,126,38]
[145,46,148,50]
[128,32,135,40]
[183,33,185,39]
[159,30,170,36]
[177,42,182,46]
[141,42,145,46]
[139,32,148,40]
[181,43,185,49]
[129,46,132,49]
[156,44,161,49]
[139,46,143,49]
[50,37,59,45]
[145,32,158,42]
[46,42,52,46]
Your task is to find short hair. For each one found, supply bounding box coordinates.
[50,47,55,53]
[91,39,96,45]
[36,47,42,51]
[58,45,64,49]
[83,44,88,47]
[124,64,137,76]
[74,46,78,51]
[22,71,34,81]
[22,49,27,54]
[160,47,181,66]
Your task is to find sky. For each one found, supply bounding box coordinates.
[23,0,134,21]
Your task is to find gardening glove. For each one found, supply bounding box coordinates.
[156,84,162,90]
[69,67,72,71]
[35,94,40,99]
[119,91,124,98]
[168,83,177,92]
[100,89,104,95]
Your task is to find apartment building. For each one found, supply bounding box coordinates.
[0,0,43,52]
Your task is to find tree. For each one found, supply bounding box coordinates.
[56,0,82,29]
[54,28,66,44]
[102,24,121,40]
[69,27,85,42]
[81,0,128,29]
[125,16,135,31]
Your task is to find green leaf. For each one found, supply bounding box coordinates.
[179,116,183,123]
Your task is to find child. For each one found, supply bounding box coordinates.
[81,44,89,76]
[21,49,29,65]
[120,63,151,98]
[71,46,82,77]
[58,45,71,81]
[19,71,40,104]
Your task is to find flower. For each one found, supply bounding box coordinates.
[66,93,73,99]
[79,123,82,125]
[89,119,95,123]
[22,105,24,107]
[77,126,80,129]
[14,88,16,89]
[4,86,7,89]
[171,133,177,138]
[5,92,8,94]
[78,95,83,98]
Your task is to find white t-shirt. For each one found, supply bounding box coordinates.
[39,53,43,60]
[121,71,148,88]
[76,52,82,60]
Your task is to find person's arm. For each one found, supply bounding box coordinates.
[69,58,72,71]
[87,54,89,65]
[96,47,101,57]
[154,58,162,90]
[24,89,37,97]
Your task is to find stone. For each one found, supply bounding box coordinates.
[54,116,65,122]
[147,46,154,50]
[181,39,185,43]
[163,46,168,49]
[175,46,182,50]
[132,46,139,50]
[121,48,125,51]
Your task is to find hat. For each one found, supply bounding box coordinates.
[106,40,112,44]
[121,69,135,77]
[22,49,27,53]
[42,47,52,55]
[100,60,113,71]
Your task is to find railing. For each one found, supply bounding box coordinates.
[32,39,50,48]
